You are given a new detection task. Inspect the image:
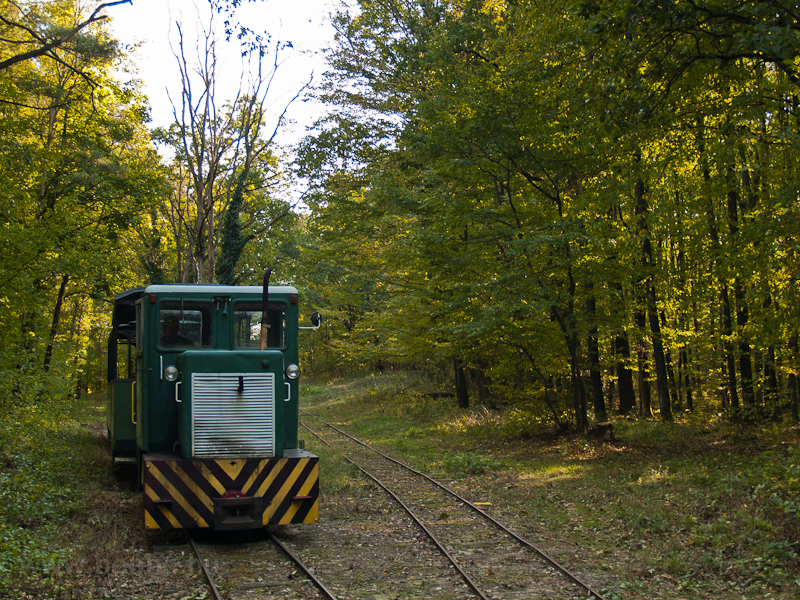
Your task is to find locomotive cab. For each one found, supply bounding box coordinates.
[108,283,319,531]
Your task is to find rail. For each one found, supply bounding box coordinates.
[300,409,609,600]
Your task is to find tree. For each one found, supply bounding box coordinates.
[301,0,610,426]
[155,3,305,284]
[0,0,164,403]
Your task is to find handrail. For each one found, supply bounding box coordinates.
[131,381,137,424]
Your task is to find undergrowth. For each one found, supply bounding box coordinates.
[0,394,104,594]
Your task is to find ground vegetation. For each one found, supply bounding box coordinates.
[305,372,800,599]
[0,373,796,598]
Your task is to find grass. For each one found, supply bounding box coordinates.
[301,371,800,599]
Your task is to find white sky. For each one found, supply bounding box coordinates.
[106,0,338,150]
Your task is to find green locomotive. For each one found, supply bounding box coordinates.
[107,280,319,530]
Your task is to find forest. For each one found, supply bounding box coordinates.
[2,0,800,432]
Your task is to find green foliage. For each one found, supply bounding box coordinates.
[216,170,249,285]
[298,0,800,431]
[0,0,166,404]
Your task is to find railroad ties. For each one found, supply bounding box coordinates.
[187,531,337,600]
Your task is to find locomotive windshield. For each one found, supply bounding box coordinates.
[233,301,285,348]
[158,301,213,348]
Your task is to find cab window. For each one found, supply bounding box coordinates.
[233,302,285,348]
[158,301,213,349]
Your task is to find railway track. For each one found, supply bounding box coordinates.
[299,409,610,600]
[183,412,611,600]
[187,530,337,600]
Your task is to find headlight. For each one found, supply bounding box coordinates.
[285,364,300,380]
[164,365,180,382]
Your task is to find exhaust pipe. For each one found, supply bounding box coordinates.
[259,268,272,350]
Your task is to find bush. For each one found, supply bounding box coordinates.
[436,451,505,476]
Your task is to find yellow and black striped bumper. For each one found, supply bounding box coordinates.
[143,449,319,530]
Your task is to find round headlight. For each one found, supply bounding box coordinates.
[164,365,180,382]
[285,364,300,380]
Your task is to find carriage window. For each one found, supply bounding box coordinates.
[158,301,213,349]
[115,335,136,379]
[233,302,285,348]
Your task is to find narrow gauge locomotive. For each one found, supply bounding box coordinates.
[106,281,319,531]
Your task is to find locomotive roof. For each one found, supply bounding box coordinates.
[143,284,298,295]
[114,287,145,304]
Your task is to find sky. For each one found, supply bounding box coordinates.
[106,0,338,150]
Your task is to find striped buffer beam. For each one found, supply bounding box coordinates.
[143,449,319,530]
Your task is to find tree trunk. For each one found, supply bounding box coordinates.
[790,336,800,423]
[726,167,754,414]
[610,278,636,415]
[43,274,69,373]
[661,311,680,412]
[585,282,607,422]
[680,347,693,413]
[646,282,671,421]
[615,332,637,415]
[634,175,654,418]
[470,366,493,408]
[718,122,769,419]
[454,358,469,409]
[552,300,588,431]
[635,309,652,417]
[697,118,738,414]
[720,284,740,412]
[68,297,86,396]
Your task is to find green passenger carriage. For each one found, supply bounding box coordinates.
[107,282,320,531]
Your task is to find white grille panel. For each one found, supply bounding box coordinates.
[191,373,275,458]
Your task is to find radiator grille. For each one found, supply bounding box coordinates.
[191,373,275,458]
